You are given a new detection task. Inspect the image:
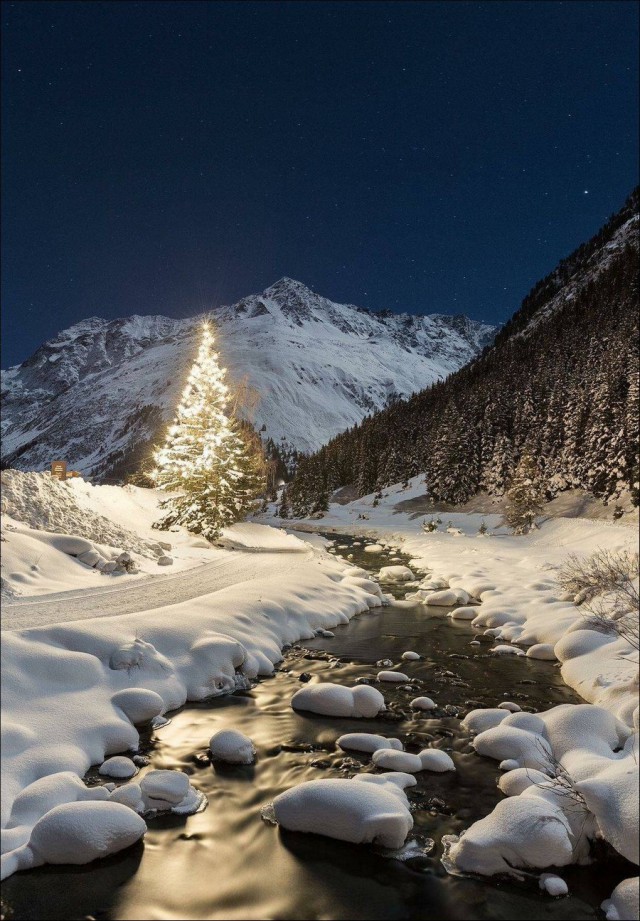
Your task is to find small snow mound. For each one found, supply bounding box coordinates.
[526,643,557,660]
[209,729,256,764]
[372,750,423,772]
[498,702,522,712]
[539,873,569,897]
[401,651,420,661]
[411,696,436,711]
[449,606,477,620]
[98,756,138,779]
[108,638,171,673]
[336,733,403,754]
[364,544,384,553]
[138,769,206,815]
[29,800,146,866]
[140,769,189,805]
[423,589,464,607]
[491,645,525,656]
[461,708,510,734]
[444,795,574,876]
[291,683,385,718]
[602,877,639,921]
[378,566,414,583]
[271,774,414,848]
[111,688,165,724]
[109,782,145,812]
[377,670,410,683]
[499,759,520,772]
[418,749,455,772]
[498,767,549,797]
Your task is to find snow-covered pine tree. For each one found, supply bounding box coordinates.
[278,487,290,519]
[151,321,265,539]
[503,453,544,534]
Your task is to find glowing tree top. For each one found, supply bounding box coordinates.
[151,321,264,539]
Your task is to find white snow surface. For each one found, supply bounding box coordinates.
[1,278,494,473]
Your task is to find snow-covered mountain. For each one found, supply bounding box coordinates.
[1,278,495,480]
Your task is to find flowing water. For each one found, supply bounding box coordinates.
[2,535,633,921]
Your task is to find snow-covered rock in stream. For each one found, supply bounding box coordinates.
[209,729,256,764]
[377,670,410,683]
[291,683,385,718]
[378,566,414,582]
[539,873,569,897]
[270,772,416,848]
[372,750,424,772]
[411,696,437,711]
[443,795,577,876]
[139,770,206,815]
[336,733,403,754]
[418,749,455,772]
[98,756,138,779]
[602,877,639,921]
[1,800,146,878]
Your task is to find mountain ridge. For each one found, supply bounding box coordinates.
[1,279,495,480]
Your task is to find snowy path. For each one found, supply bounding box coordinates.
[2,548,314,631]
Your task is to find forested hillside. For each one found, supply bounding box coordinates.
[287,189,639,515]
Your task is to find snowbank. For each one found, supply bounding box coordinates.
[447,703,638,877]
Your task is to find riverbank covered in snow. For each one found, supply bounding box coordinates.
[266,477,638,725]
[259,479,638,916]
[1,472,386,879]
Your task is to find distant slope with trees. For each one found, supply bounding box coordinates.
[287,188,639,516]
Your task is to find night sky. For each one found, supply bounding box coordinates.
[2,0,638,367]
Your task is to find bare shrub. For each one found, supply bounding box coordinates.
[556,549,639,651]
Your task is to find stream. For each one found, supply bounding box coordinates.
[1,534,632,921]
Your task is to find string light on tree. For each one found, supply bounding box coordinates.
[151,320,265,539]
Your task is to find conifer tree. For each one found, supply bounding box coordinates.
[151,321,265,539]
[503,453,544,534]
[278,487,290,519]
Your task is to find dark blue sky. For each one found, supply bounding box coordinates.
[2,0,638,367]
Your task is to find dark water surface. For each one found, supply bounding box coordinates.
[2,535,631,920]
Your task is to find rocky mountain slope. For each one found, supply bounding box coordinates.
[1,278,494,480]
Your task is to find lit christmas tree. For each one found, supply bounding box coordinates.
[151,321,265,539]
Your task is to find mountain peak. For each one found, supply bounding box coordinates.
[262,277,316,298]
